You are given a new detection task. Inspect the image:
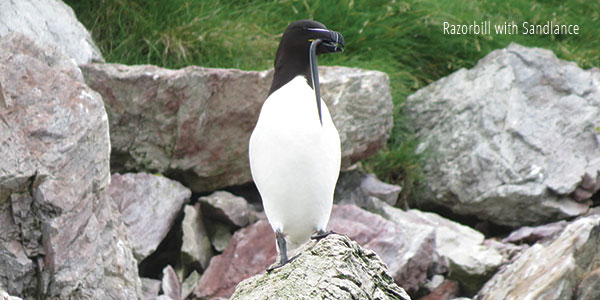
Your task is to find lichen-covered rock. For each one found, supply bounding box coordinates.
[80,64,392,192]
[0,33,140,299]
[230,234,411,300]
[407,43,599,227]
[476,214,600,300]
[0,0,103,64]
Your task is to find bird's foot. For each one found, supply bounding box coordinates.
[266,253,300,272]
[311,230,336,241]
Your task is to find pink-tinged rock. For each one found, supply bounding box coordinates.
[80,63,393,192]
[193,220,276,299]
[0,33,140,299]
[502,220,568,245]
[194,204,440,299]
[109,172,191,261]
[420,279,459,300]
[328,205,441,295]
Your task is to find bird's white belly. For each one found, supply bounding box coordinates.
[249,76,341,247]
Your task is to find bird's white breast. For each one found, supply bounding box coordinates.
[249,76,341,249]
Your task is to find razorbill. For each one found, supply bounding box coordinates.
[249,20,344,270]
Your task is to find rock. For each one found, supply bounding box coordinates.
[0,290,23,300]
[335,170,402,208]
[181,271,201,300]
[0,0,103,64]
[161,265,181,300]
[502,220,568,245]
[141,277,161,300]
[206,221,233,253]
[0,33,140,299]
[476,215,600,300]
[193,219,277,299]
[198,191,250,227]
[194,204,441,299]
[230,234,411,300]
[374,200,503,295]
[328,205,444,295]
[406,43,599,227]
[80,64,393,192]
[181,204,212,272]
[420,279,459,300]
[109,172,191,261]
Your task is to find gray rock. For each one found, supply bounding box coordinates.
[109,172,191,261]
[374,200,504,294]
[407,43,599,227]
[0,0,103,64]
[0,289,23,300]
[335,170,402,208]
[181,204,212,272]
[206,221,233,253]
[198,191,250,228]
[80,64,393,192]
[230,234,411,300]
[141,277,161,300]
[502,220,568,244]
[0,33,140,299]
[476,215,600,300]
[181,271,200,300]
[161,265,180,300]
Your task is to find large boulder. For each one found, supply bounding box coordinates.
[230,234,411,300]
[407,43,599,227]
[476,214,600,300]
[109,172,191,261]
[0,33,140,299]
[80,64,393,192]
[0,0,104,64]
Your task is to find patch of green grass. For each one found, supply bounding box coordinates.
[66,0,599,200]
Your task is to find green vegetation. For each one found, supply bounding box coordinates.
[66,0,599,200]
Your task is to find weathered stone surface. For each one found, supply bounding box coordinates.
[374,200,503,294]
[0,289,23,300]
[407,43,599,227]
[181,271,200,300]
[206,221,233,253]
[198,191,250,227]
[141,277,161,300]
[335,170,402,208]
[109,172,190,261]
[194,204,439,299]
[328,205,443,295]
[476,215,600,300]
[193,220,276,299]
[230,234,411,300]
[502,220,568,245]
[80,64,393,192]
[421,278,459,300]
[161,265,180,300]
[0,33,140,299]
[181,204,212,272]
[0,0,103,64]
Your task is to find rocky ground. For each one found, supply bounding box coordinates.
[1,1,600,300]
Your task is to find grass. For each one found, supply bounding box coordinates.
[65,0,600,201]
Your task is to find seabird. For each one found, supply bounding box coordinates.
[249,20,344,270]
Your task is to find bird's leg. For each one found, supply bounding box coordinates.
[267,230,290,271]
[311,229,336,240]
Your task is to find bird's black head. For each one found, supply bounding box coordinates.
[269,20,344,95]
